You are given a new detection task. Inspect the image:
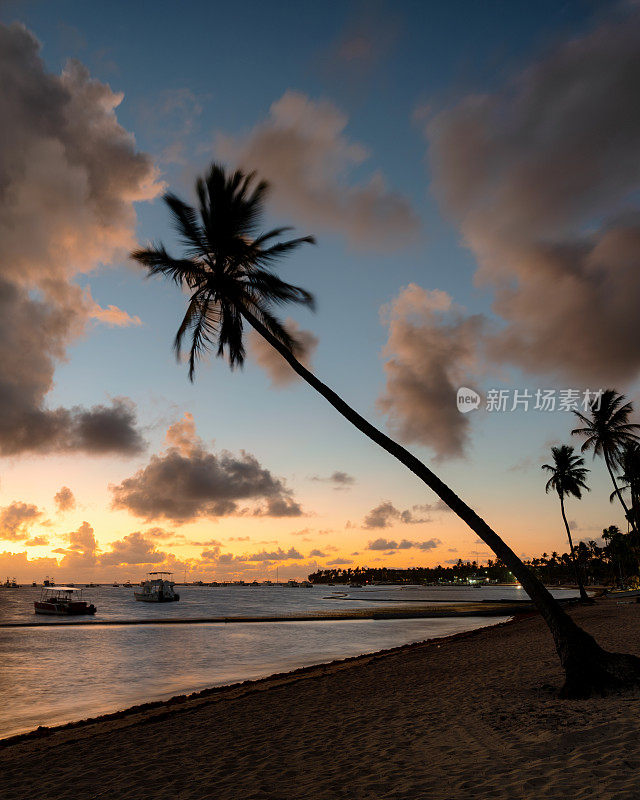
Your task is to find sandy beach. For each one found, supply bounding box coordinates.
[1,600,639,800]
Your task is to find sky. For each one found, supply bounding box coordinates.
[0,0,639,582]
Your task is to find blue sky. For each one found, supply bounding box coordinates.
[0,0,636,580]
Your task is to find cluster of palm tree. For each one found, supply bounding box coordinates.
[525,536,639,589]
[309,541,640,587]
[133,162,640,696]
[542,391,640,600]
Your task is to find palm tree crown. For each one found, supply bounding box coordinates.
[542,445,590,501]
[572,389,640,527]
[131,163,315,379]
[572,389,640,464]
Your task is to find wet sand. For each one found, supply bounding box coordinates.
[1,599,639,800]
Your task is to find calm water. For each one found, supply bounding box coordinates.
[0,585,577,739]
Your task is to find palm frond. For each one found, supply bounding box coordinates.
[131,245,205,288]
[163,193,207,255]
[243,268,316,310]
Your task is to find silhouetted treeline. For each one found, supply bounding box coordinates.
[308,531,640,588]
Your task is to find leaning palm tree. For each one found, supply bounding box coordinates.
[132,163,640,697]
[542,445,591,602]
[572,390,640,530]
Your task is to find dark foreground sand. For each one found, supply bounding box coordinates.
[2,600,639,800]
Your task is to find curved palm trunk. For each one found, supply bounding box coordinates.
[559,494,590,603]
[242,308,640,696]
[605,450,634,531]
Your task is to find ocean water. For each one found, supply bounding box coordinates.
[0,585,577,739]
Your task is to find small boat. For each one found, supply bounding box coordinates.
[112,581,120,587]
[607,588,640,599]
[34,587,97,616]
[2,577,18,588]
[134,572,180,603]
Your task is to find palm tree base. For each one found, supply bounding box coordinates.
[560,646,640,698]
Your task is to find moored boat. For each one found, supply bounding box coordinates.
[34,587,97,616]
[134,572,180,602]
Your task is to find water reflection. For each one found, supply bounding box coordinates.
[0,616,508,739]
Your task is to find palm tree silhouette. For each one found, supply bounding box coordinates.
[132,163,640,697]
[542,445,591,602]
[572,390,640,530]
[610,442,640,533]
[603,525,625,586]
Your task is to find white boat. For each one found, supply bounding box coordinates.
[134,572,180,603]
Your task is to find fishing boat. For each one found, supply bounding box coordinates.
[2,577,18,588]
[34,586,97,616]
[134,572,180,603]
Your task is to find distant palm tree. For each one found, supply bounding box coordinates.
[572,390,640,530]
[132,162,640,696]
[542,445,590,602]
[603,525,625,586]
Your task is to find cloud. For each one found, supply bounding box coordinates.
[363,500,433,529]
[413,539,441,551]
[426,11,640,386]
[24,535,49,546]
[310,470,356,488]
[377,284,487,459]
[55,521,98,569]
[111,414,303,522]
[145,527,179,540]
[248,318,318,387]
[309,549,328,557]
[319,1,402,90]
[0,282,146,456]
[368,537,398,550]
[245,547,303,562]
[54,486,76,512]
[0,550,58,578]
[99,531,165,566]
[0,502,42,540]
[0,23,160,456]
[87,296,142,328]
[216,91,419,251]
[326,558,353,566]
[367,536,441,552]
